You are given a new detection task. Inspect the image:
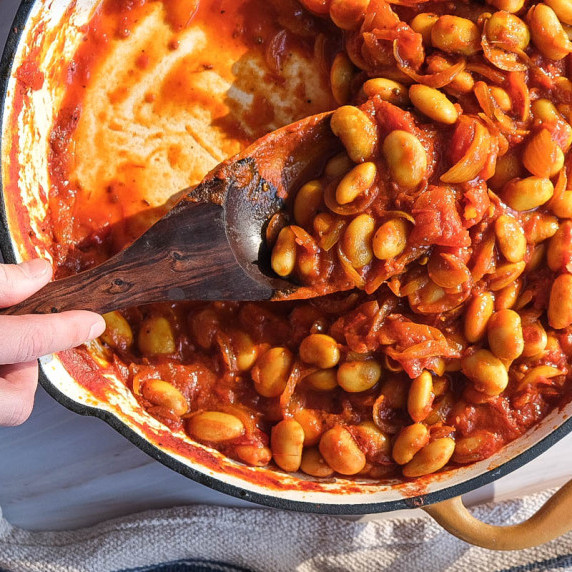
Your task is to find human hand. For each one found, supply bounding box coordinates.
[0,259,106,426]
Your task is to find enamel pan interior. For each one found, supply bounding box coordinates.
[2,0,572,515]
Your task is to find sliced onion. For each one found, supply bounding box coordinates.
[441,119,491,183]
[337,243,365,288]
[481,34,528,72]
[311,291,361,314]
[323,178,380,216]
[365,246,429,294]
[279,362,302,414]
[386,0,433,3]
[515,289,534,310]
[548,168,568,212]
[474,81,495,117]
[399,272,430,296]
[470,230,496,282]
[466,62,506,84]
[221,404,259,438]
[365,264,391,295]
[474,82,528,138]
[477,113,509,155]
[555,168,568,195]
[290,225,319,253]
[266,30,288,76]
[372,393,403,435]
[132,374,144,396]
[265,212,288,247]
[507,71,530,122]
[386,339,460,360]
[516,365,564,392]
[368,296,398,334]
[319,218,346,251]
[382,210,416,224]
[393,40,466,88]
[216,331,238,373]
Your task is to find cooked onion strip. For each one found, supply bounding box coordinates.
[474,81,528,138]
[441,119,491,183]
[337,243,366,288]
[279,362,302,414]
[382,210,416,224]
[323,178,380,216]
[481,35,528,72]
[132,374,143,396]
[319,218,346,251]
[393,41,465,88]
[290,225,319,253]
[466,62,506,84]
[516,366,564,391]
[508,71,530,122]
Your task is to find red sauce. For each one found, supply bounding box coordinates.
[8,0,572,488]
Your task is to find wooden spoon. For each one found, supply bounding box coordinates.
[3,112,340,315]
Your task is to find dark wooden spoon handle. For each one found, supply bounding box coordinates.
[3,200,273,315]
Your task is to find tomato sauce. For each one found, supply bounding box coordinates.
[28,0,572,484]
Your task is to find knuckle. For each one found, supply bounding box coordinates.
[5,400,33,426]
[0,381,35,427]
[0,265,13,300]
[16,322,52,362]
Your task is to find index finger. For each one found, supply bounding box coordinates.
[0,312,106,364]
[0,259,53,308]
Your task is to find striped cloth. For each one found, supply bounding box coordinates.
[1,489,572,572]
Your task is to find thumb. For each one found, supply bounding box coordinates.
[0,259,53,308]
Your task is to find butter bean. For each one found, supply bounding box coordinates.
[461,349,508,396]
[331,106,377,163]
[402,437,456,477]
[138,315,176,355]
[342,213,375,267]
[487,309,524,361]
[319,425,366,475]
[372,218,409,260]
[363,78,409,106]
[432,16,481,55]
[252,347,294,398]
[464,292,495,343]
[392,423,430,465]
[271,226,297,277]
[548,273,572,328]
[409,84,458,124]
[382,130,427,188]
[188,412,245,443]
[101,311,133,351]
[407,371,434,422]
[271,419,305,472]
[300,334,340,368]
[336,162,376,205]
[337,360,382,392]
[142,379,188,416]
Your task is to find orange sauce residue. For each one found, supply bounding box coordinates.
[46,0,337,276]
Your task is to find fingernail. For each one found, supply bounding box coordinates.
[20,259,50,279]
[88,317,106,340]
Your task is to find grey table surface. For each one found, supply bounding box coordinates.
[0,0,571,533]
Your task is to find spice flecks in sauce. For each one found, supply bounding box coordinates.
[47,0,336,275]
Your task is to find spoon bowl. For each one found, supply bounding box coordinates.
[3,112,340,315]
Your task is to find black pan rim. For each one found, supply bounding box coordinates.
[1,0,572,516]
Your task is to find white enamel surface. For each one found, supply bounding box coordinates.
[2,0,572,511]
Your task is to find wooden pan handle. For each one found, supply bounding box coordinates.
[423,477,572,550]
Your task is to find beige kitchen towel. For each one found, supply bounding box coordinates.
[1,488,572,572]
